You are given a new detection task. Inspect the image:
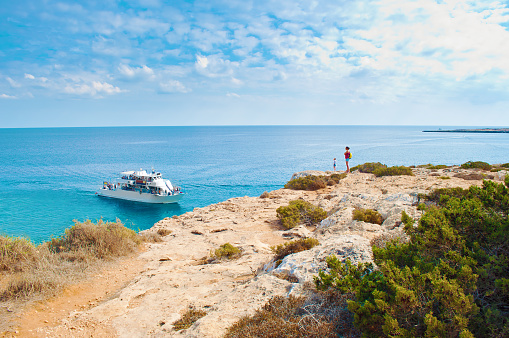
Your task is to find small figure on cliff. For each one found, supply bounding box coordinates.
[333,158,336,172]
[344,147,351,173]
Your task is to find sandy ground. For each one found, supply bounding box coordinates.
[2,253,146,338]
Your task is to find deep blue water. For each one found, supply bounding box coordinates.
[1,126,508,243]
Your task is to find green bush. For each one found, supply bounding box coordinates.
[284,173,346,191]
[211,243,241,260]
[351,162,387,173]
[428,164,448,169]
[276,200,327,229]
[315,180,509,337]
[373,165,414,177]
[501,163,509,168]
[271,238,319,266]
[352,208,383,225]
[460,161,491,170]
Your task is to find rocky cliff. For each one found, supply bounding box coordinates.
[29,167,506,337]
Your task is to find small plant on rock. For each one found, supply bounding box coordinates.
[173,307,207,331]
[460,161,491,170]
[284,173,346,191]
[352,208,383,225]
[276,200,327,229]
[427,164,448,170]
[271,238,319,267]
[211,243,241,260]
[351,162,387,173]
[373,165,414,177]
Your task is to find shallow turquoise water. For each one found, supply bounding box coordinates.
[1,126,508,243]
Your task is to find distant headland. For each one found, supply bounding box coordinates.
[423,128,509,133]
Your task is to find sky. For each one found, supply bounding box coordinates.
[1,0,509,127]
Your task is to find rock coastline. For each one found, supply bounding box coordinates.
[26,167,507,337]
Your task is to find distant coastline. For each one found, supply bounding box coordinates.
[423,128,509,133]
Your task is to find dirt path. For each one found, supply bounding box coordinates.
[5,253,147,338]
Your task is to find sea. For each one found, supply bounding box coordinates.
[1,125,508,244]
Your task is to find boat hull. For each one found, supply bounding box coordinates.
[97,188,183,204]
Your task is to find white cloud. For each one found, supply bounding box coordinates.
[118,64,155,80]
[92,36,132,57]
[24,74,35,80]
[64,81,123,97]
[159,80,190,93]
[0,94,17,99]
[6,77,20,88]
[195,54,238,78]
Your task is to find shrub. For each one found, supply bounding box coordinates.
[370,232,408,249]
[501,163,509,168]
[427,164,448,170]
[211,243,241,260]
[417,203,427,211]
[373,165,414,177]
[224,293,358,338]
[460,161,491,170]
[0,236,37,272]
[454,172,486,180]
[352,208,383,225]
[156,228,172,237]
[351,162,387,173]
[260,191,271,198]
[284,174,346,191]
[48,219,141,259]
[315,180,509,337]
[276,200,327,229]
[438,176,450,179]
[271,238,319,266]
[172,307,207,331]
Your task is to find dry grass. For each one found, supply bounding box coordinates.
[0,220,144,331]
[0,236,37,272]
[271,238,319,267]
[156,228,172,236]
[172,307,207,331]
[48,219,141,259]
[224,291,359,338]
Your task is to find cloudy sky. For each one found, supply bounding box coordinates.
[1,0,509,127]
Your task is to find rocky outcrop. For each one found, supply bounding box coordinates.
[42,167,500,337]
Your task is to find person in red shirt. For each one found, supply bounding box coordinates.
[344,147,351,173]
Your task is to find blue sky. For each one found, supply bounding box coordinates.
[1,0,509,127]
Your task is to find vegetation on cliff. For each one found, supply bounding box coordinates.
[351,162,413,177]
[0,220,146,308]
[352,208,384,225]
[284,173,346,191]
[276,200,327,229]
[315,177,509,337]
[271,238,320,267]
[224,292,358,338]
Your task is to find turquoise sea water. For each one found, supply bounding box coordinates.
[1,125,508,243]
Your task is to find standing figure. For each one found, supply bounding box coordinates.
[344,147,351,173]
[333,158,336,172]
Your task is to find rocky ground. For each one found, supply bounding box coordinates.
[8,167,507,337]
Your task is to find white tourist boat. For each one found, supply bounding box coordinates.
[96,169,184,204]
